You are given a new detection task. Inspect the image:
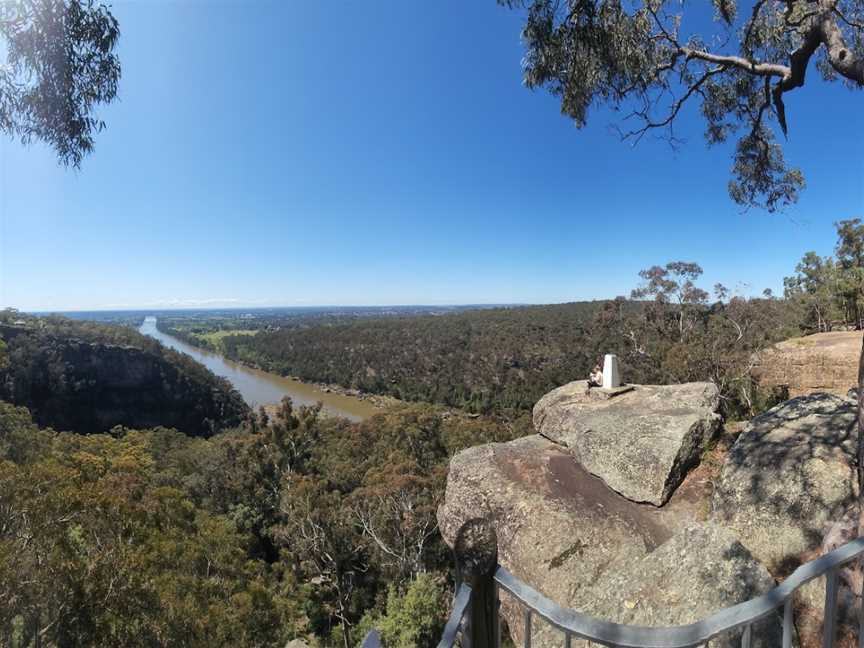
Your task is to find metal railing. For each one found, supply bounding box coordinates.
[362,534,864,648]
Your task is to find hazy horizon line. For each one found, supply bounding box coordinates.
[12,301,548,315]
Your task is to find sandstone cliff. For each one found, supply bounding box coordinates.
[0,324,249,436]
[754,331,861,398]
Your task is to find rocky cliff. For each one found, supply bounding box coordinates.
[438,380,859,647]
[0,323,249,436]
[753,331,861,397]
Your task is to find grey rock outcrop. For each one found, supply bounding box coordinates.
[438,436,781,648]
[711,393,858,569]
[437,435,659,617]
[573,523,780,648]
[533,381,722,505]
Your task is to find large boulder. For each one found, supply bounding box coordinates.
[533,381,722,505]
[438,436,781,648]
[711,393,858,570]
[437,435,663,647]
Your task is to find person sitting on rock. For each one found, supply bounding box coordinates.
[587,364,603,388]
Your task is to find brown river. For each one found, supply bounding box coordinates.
[139,316,378,421]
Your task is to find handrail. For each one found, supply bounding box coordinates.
[493,536,864,648]
[362,536,864,647]
[359,584,473,648]
[436,584,473,648]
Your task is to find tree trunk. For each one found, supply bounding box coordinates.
[858,334,864,542]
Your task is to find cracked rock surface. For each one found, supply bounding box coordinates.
[533,381,722,505]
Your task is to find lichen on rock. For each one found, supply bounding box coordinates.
[533,381,722,505]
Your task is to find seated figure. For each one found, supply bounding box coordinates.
[587,364,603,388]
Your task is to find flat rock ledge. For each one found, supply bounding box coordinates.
[533,381,722,505]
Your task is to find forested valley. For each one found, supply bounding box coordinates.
[155,220,864,422]
[0,312,248,436]
[0,307,533,648]
[2,222,862,647]
[0,394,528,647]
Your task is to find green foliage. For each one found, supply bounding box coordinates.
[499,0,863,211]
[0,0,121,167]
[0,405,301,647]
[0,394,522,647]
[0,401,53,463]
[835,218,864,329]
[178,290,799,420]
[784,220,864,332]
[209,302,618,413]
[355,574,449,648]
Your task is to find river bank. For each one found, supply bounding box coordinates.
[139,317,381,421]
[295,382,400,410]
[152,320,406,411]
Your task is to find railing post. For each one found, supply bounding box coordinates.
[454,518,500,648]
[823,568,840,648]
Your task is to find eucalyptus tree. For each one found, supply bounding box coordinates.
[0,0,120,166]
[784,251,841,331]
[499,0,861,211]
[836,218,864,328]
[499,0,864,513]
[631,261,709,341]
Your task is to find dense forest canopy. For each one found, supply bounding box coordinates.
[0,396,528,647]
[163,269,805,420]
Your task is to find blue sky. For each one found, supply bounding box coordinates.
[0,0,862,311]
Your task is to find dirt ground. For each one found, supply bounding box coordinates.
[777,330,863,354]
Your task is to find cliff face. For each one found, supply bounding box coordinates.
[1,326,249,436]
[753,331,861,397]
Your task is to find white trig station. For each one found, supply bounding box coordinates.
[602,354,621,389]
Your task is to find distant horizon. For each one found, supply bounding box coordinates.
[6,289,788,316]
[16,301,534,314]
[16,301,545,315]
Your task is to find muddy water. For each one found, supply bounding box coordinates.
[139,316,378,421]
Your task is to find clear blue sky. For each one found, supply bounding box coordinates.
[0,1,861,311]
